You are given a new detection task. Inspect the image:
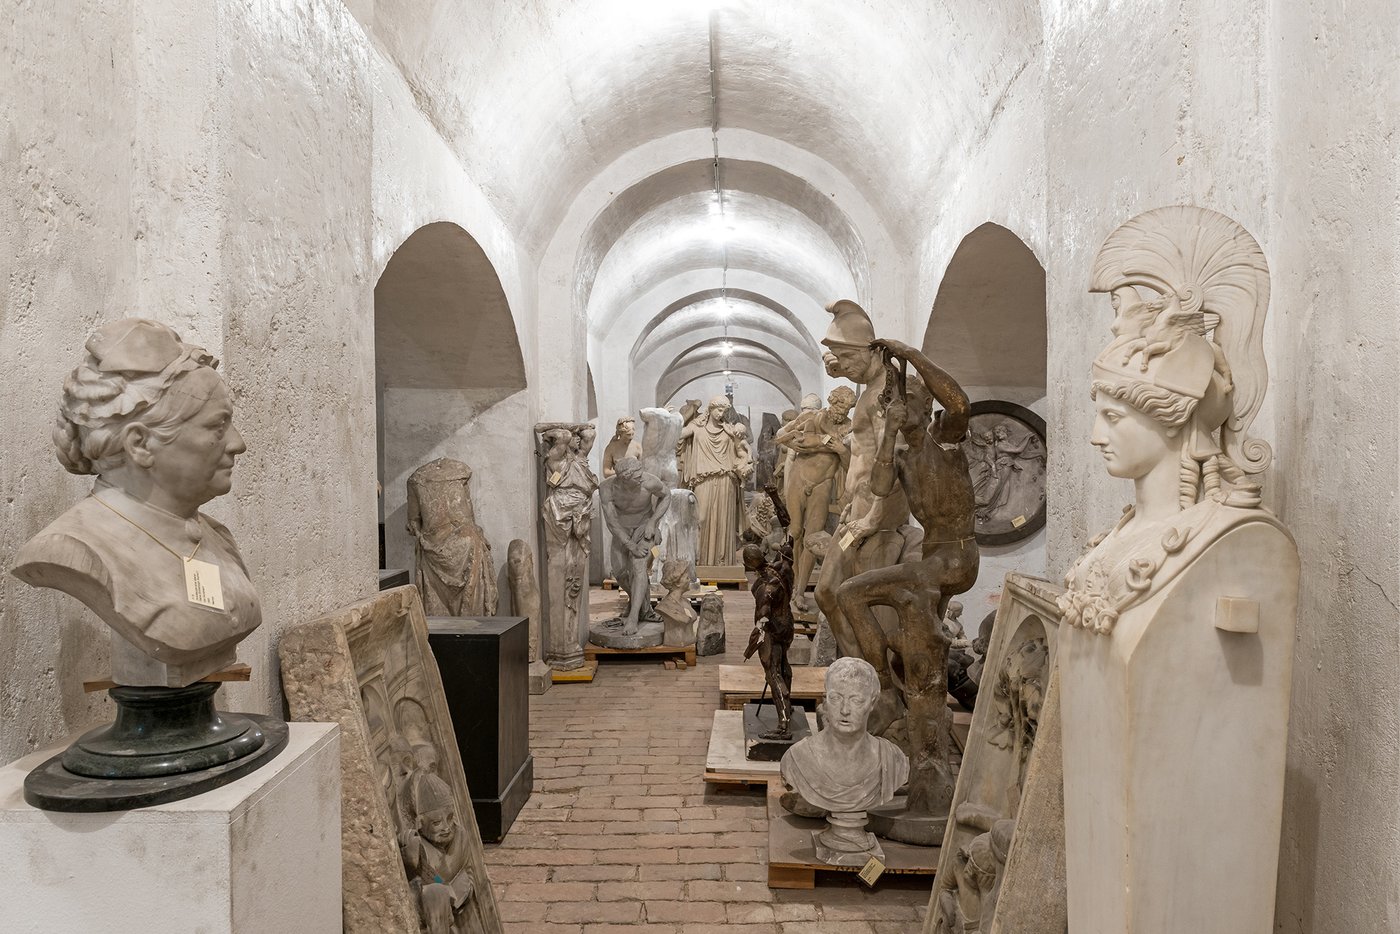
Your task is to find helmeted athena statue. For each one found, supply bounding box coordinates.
[1058,206,1299,934]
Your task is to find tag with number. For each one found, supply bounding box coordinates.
[184,558,225,610]
[821,434,832,445]
[1012,514,1027,528]
[857,855,885,886]
[839,531,856,551]
[548,471,563,486]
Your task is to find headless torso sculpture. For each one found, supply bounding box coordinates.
[1058,206,1298,934]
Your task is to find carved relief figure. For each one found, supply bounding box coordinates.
[834,337,979,839]
[987,636,1048,795]
[678,396,753,566]
[601,416,642,478]
[13,318,260,687]
[406,458,498,618]
[932,803,1016,934]
[536,422,599,670]
[1057,207,1299,934]
[966,420,1046,527]
[741,487,797,736]
[775,385,856,611]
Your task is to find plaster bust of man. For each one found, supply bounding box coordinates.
[781,656,909,862]
[11,318,260,687]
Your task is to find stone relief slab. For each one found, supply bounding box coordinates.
[280,585,502,934]
[962,401,1047,546]
[926,573,1062,934]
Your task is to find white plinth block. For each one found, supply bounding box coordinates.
[0,722,341,934]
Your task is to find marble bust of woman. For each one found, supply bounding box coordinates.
[1057,207,1299,934]
[12,318,261,687]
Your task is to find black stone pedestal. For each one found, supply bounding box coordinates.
[743,701,811,762]
[428,616,531,842]
[24,682,289,812]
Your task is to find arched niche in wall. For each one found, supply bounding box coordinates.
[374,221,528,576]
[922,222,1047,392]
[921,221,1048,616]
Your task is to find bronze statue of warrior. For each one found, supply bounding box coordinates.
[741,485,797,737]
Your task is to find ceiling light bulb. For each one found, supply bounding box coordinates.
[720,341,734,356]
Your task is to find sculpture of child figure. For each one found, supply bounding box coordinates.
[402,771,475,934]
[779,656,909,865]
[654,557,698,646]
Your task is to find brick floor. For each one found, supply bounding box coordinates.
[484,586,931,933]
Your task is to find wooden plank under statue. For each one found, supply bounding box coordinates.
[279,585,503,934]
[925,573,1063,934]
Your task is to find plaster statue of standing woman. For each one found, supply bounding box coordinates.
[406,458,498,618]
[678,396,753,567]
[1057,206,1298,934]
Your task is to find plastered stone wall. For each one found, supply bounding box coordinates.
[0,0,377,761]
[1043,1,1400,929]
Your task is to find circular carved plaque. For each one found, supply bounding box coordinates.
[962,400,1047,546]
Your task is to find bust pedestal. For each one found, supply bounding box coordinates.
[0,722,341,934]
[428,616,533,841]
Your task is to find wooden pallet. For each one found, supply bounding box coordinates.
[766,783,940,889]
[551,659,599,684]
[704,709,819,787]
[696,565,748,587]
[584,642,697,667]
[718,665,830,711]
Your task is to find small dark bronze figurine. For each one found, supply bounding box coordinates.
[741,485,796,737]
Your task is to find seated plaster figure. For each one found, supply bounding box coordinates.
[780,656,909,865]
[12,318,260,687]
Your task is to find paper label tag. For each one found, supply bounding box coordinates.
[184,558,225,610]
[1011,514,1027,528]
[548,471,562,486]
[821,434,832,445]
[839,531,856,551]
[857,855,885,886]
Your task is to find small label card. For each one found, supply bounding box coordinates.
[1011,514,1027,528]
[548,470,562,486]
[821,434,832,445]
[839,531,856,551]
[857,855,886,887]
[184,558,225,610]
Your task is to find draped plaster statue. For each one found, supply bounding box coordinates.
[771,407,798,491]
[1058,206,1298,934]
[591,457,670,648]
[678,396,753,567]
[779,657,909,866]
[13,318,260,687]
[601,416,642,478]
[811,301,912,663]
[407,458,498,618]
[536,422,599,670]
[776,385,856,611]
[835,338,980,844]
